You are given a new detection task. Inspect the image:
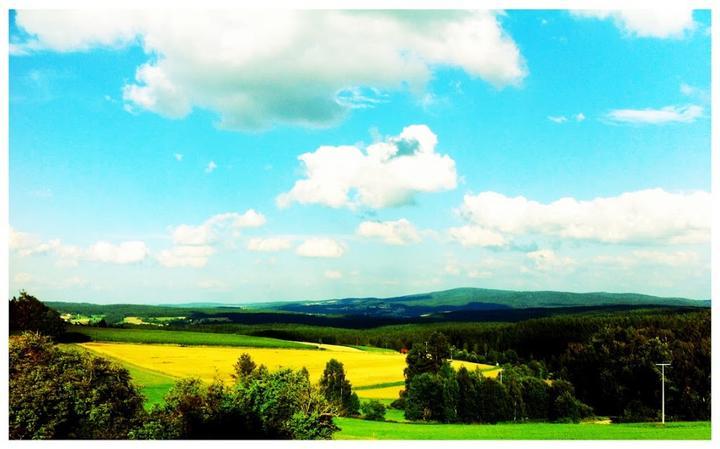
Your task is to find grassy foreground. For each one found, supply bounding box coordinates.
[69,326,315,349]
[334,418,711,440]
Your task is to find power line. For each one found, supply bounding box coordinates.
[655,363,671,424]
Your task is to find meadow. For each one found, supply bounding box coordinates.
[69,326,315,349]
[334,418,711,440]
[78,341,499,400]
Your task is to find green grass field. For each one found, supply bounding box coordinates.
[350,345,398,353]
[69,325,316,349]
[334,418,711,440]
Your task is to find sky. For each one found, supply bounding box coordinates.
[7,9,712,303]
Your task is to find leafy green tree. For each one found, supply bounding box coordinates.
[562,325,670,418]
[10,332,145,439]
[360,400,386,421]
[9,291,66,337]
[503,371,526,422]
[231,353,257,383]
[241,367,338,438]
[319,359,360,416]
[405,372,444,421]
[456,367,481,423]
[476,377,512,424]
[521,376,550,419]
[404,363,458,423]
[403,331,451,390]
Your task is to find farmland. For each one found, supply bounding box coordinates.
[78,341,499,400]
[334,418,711,440]
[68,325,316,349]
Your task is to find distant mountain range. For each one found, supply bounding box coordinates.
[267,287,710,319]
[46,287,709,327]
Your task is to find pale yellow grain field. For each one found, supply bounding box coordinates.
[80,342,500,399]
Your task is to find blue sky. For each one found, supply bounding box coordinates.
[8,9,711,303]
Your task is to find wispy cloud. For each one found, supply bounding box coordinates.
[605,105,702,125]
[571,9,695,39]
[548,113,584,124]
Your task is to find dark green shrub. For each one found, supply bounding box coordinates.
[361,400,386,421]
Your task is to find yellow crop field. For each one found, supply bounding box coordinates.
[80,342,500,399]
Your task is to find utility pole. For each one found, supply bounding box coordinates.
[656,363,671,424]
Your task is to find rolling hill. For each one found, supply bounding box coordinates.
[270,287,709,318]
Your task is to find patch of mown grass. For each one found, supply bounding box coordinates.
[354,381,405,391]
[349,345,398,353]
[333,418,711,440]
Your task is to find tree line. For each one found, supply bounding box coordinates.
[398,332,592,424]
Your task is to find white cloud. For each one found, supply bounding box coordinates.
[356,219,421,245]
[205,161,217,173]
[172,224,213,246]
[174,153,183,161]
[232,210,266,228]
[14,272,33,284]
[171,210,266,246]
[572,9,695,39]
[156,245,215,268]
[549,113,585,124]
[456,189,710,245]
[247,237,293,252]
[86,241,148,264]
[277,124,457,209]
[296,238,345,258]
[448,225,506,247]
[10,228,145,265]
[13,10,525,130]
[605,105,702,124]
[9,228,41,253]
[526,249,576,272]
[324,270,343,279]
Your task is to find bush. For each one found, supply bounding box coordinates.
[10,332,145,439]
[548,380,593,423]
[361,400,386,421]
[552,391,593,423]
[390,392,406,410]
[135,364,339,439]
